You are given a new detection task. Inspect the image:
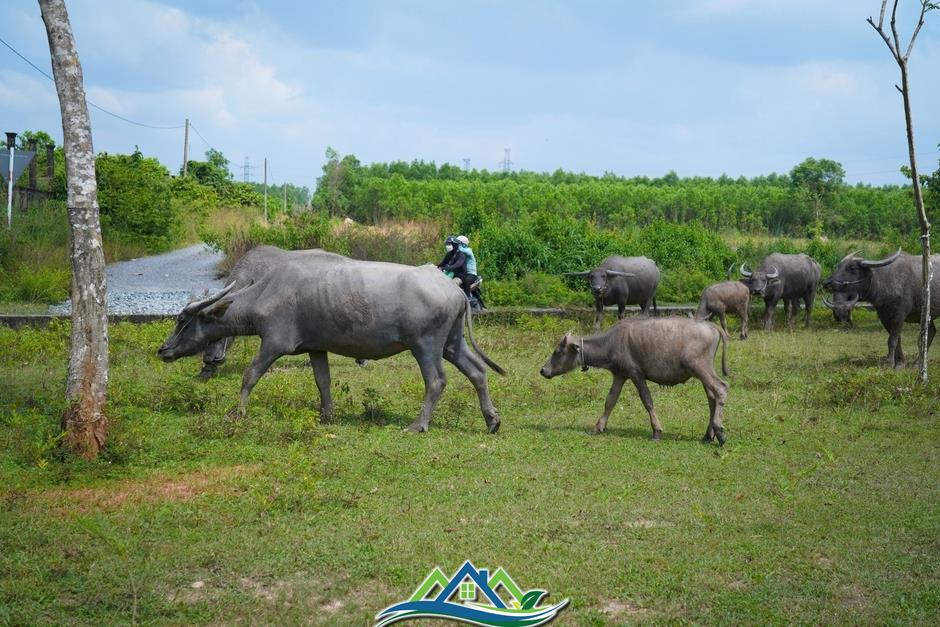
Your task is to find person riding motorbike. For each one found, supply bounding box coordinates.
[437,235,485,310]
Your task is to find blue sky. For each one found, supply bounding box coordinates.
[1,0,938,188]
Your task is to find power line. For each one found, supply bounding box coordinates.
[189,123,215,151]
[0,34,184,130]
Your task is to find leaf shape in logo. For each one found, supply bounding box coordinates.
[520,590,547,610]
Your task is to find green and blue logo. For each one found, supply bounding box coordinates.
[374,560,569,626]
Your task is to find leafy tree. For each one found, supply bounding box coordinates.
[15,130,56,151]
[789,157,846,230]
[184,148,233,192]
[97,149,178,250]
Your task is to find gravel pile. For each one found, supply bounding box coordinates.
[50,244,225,316]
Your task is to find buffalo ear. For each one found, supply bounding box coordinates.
[200,297,233,319]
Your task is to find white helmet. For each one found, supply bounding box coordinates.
[456,235,469,246]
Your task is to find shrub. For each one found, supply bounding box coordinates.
[97,150,180,251]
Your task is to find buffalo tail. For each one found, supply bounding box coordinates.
[463,299,507,375]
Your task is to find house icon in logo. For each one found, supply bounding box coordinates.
[375,560,568,626]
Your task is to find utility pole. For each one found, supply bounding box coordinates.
[263,157,268,225]
[283,184,288,213]
[182,118,189,177]
[463,158,471,171]
[6,132,15,229]
[501,148,513,173]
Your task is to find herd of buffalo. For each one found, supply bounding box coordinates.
[157,245,940,443]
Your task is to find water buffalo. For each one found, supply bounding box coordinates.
[539,317,729,444]
[740,253,820,330]
[158,251,506,433]
[822,291,859,326]
[823,249,940,367]
[566,255,660,329]
[694,280,750,340]
[199,245,312,379]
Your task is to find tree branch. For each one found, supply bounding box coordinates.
[868,1,900,60]
[904,0,931,61]
[890,0,903,62]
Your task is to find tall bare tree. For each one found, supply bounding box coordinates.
[868,0,936,383]
[39,0,109,457]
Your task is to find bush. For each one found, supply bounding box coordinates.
[97,150,180,251]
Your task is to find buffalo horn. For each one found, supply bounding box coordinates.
[739,263,753,278]
[860,247,902,269]
[847,293,859,305]
[183,281,237,314]
[822,296,834,309]
[766,266,780,279]
[840,249,862,264]
[605,270,636,277]
[564,271,591,277]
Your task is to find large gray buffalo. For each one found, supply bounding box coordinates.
[539,317,729,444]
[823,249,940,368]
[566,255,660,329]
[158,251,506,433]
[694,280,750,340]
[740,253,820,330]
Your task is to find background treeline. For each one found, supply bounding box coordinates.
[216,148,933,304]
[2,133,937,307]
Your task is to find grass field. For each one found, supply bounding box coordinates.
[1,309,939,624]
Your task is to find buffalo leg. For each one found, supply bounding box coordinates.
[594,300,604,330]
[444,338,500,434]
[593,375,626,434]
[803,289,815,328]
[738,305,749,340]
[405,347,447,433]
[235,343,281,418]
[199,336,233,380]
[617,303,626,320]
[785,298,798,330]
[631,376,662,439]
[886,325,904,368]
[762,297,777,330]
[308,351,333,423]
[697,370,728,445]
[718,312,728,335]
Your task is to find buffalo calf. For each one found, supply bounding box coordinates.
[539,317,730,444]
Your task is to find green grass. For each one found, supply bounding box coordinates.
[1,310,939,624]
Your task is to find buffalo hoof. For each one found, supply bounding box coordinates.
[196,367,216,381]
[592,425,606,435]
[486,417,501,434]
[224,406,247,421]
[404,422,428,433]
[651,430,663,441]
[702,433,715,443]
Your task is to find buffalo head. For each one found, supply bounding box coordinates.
[539,333,582,379]
[739,263,779,297]
[157,282,237,362]
[822,292,858,325]
[822,248,901,297]
[565,268,635,299]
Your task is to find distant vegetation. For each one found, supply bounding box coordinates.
[2,135,937,306]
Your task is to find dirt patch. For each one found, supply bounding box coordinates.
[38,464,257,513]
[836,583,871,612]
[602,598,651,619]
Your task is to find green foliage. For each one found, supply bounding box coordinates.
[97,149,179,251]
[486,273,582,307]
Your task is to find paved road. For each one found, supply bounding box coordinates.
[50,243,225,315]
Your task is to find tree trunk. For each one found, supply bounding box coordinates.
[898,61,932,384]
[39,0,109,457]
